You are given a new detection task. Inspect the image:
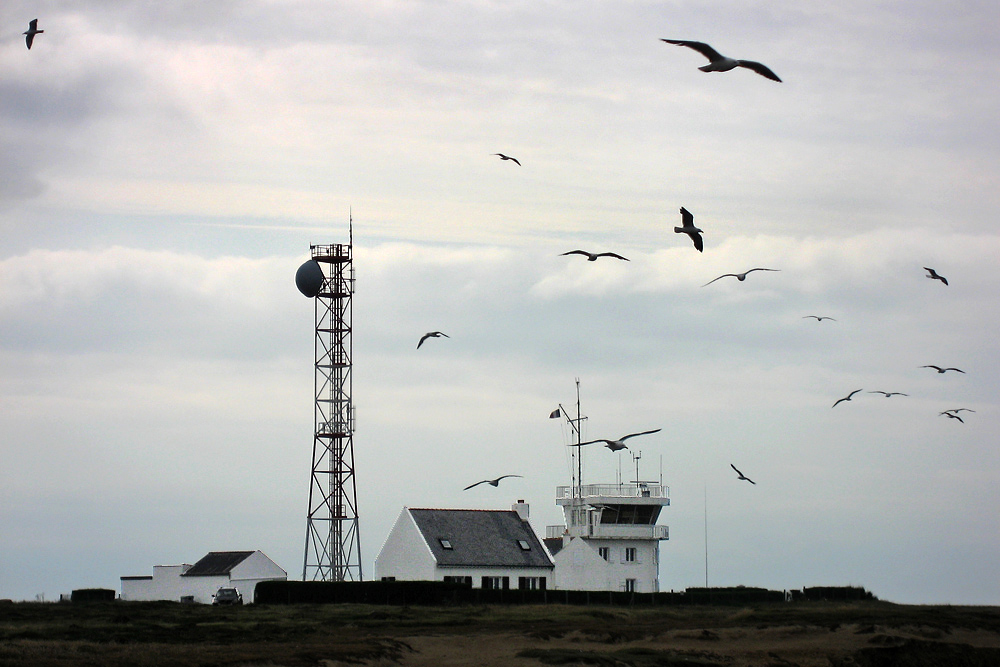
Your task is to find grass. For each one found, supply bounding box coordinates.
[0,600,998,666]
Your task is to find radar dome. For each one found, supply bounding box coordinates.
[295,259,325,298]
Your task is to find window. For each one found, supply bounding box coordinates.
[444,576,471,585]
[439,539,453,550]
[481,576,509,590]
[519,577,542,590]
[624,579,636,593]
[624,547,636,563]
[381,576,396,582]
[598,547,609,561]
[517,540,531,551]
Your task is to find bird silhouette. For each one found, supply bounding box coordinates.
[703,268,780,287]
[941,408,975,415]
[493,153,521,166]
[560,250,629,262]
[923,267,948,285]
[463,474,523,491]
[731,464,756,485]
[920,365,965,374]
[571,429,661,452]
[940,412,965,424]
[803,315,837,322]
[417,331,449,349]
[869,391,908,398]
[24,19,43,50]
[674,207,703,252]
[660,39,781,82]
[832,389,863,407]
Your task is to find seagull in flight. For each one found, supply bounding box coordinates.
[24,19,44,50]
[493,153,521,166]
[923,267,948,285]
[941,408,975,415]
[803,315,837,322]
[869,391,908,398]
[703,268,779,286]
[660,39,781,82]
[920,365,965,374]
[560,250,629,262]
[674,207,703,252]
[571,429,661,452]
[417,331,449,349]
[730,464,756,485]
[463,474,523,491]
[832,389,863,408]
[940,412,965,424]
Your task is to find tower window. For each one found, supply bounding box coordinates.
[598,547,609,561]
[625,547,636,562]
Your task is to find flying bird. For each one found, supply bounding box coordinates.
[24,19,43,50]
[493,153,521,166]
[702,268,780,286]
[674,207,703,252]
[832,389,863,408]
[923,267,948,285]
[560,250,629,262]
[941,408,975,415]
[417,331,449,349]
[940,412,965,424]
[660,39,781,82]
[920,365,965,374]
[869,391,908,398]
[803,315,837,322]
[730,464,756,485]
[572,429,661,452]
[463,474,523,491]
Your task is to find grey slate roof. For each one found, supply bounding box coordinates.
[408,508,553,569]
[181,551,255,576]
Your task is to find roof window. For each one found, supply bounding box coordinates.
[439,539,453,550]
[517,540,531,550]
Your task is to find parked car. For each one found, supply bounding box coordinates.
[212,587,243,605]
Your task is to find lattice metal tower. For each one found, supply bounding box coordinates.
[299,230,362,581]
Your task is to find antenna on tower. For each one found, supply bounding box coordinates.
[295,219,362,582]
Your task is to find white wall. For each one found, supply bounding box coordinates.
[374,508,437,581]
[553,538,660,592]
[120,551,287,603]
[229,550,288,602]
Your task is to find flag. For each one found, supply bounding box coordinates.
[549,408,561,419]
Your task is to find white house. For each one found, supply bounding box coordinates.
[375,501,554,590]
[546,482,670,593]
[120,550,286,603]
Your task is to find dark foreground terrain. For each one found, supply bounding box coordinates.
[1,599,999,666]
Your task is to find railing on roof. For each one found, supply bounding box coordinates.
[556,483,669,500]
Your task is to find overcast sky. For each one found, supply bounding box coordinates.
[2,1,998,605]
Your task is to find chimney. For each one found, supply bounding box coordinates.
[512,499,529,521]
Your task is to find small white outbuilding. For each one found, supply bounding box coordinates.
[120,550,286,603]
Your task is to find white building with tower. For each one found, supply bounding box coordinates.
[544,482,670,593]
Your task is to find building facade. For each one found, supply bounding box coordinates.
[375,501,554,589]
[546,483,669,593]
[120,550,287,603]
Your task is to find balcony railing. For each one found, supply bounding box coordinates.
[546,524,669,540]
[556,483,669,500]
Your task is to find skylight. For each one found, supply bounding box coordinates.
[517,540,531,550]
[439,539,453,550]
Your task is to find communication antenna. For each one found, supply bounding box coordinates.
[295,220,362,582]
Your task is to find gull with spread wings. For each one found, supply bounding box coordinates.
[571,429,661,452]
[417,331,449,349]
[703,268,779,286]
[660,39,781,82]
[674,207,703,252]
[731,464,756,485]
[463,475,523,491]
[561,250,629,262]
[832,389,863,407]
